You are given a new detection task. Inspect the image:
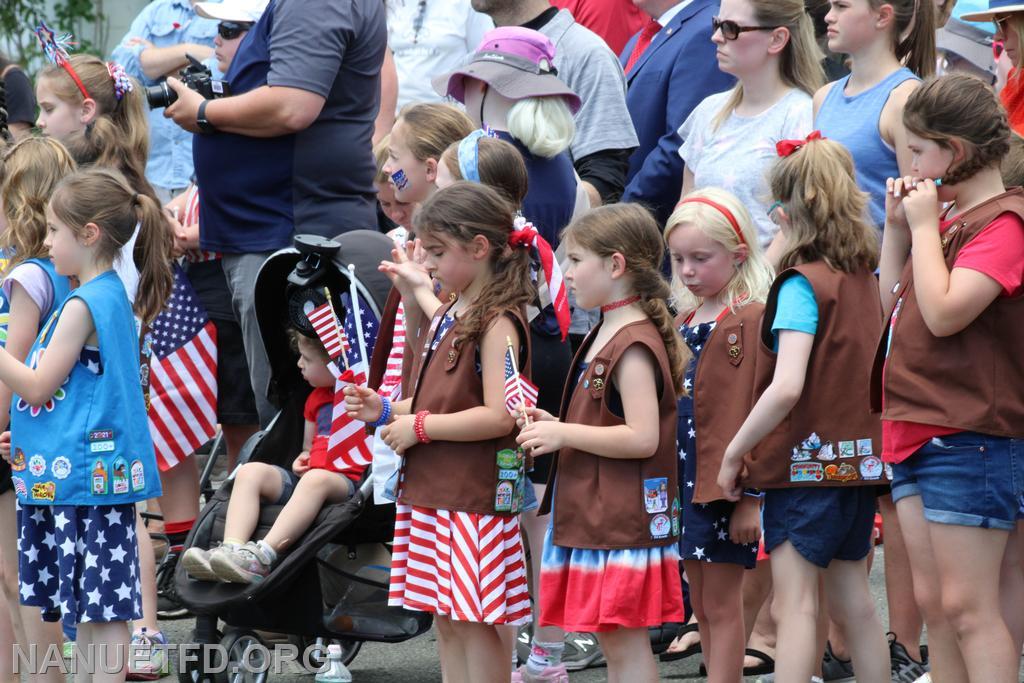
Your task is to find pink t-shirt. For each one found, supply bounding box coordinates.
[1,261,54,317]
[882,212,1024,463]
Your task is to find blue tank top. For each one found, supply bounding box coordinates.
[10,271,162,506]
[816,67,918,228]
[0,255,71,346]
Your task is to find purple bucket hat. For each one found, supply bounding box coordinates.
[432,26,581,113]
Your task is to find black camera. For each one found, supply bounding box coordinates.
[145,54,230,109]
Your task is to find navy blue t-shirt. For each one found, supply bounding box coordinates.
[193,0,386,254]
[495,131,576,337]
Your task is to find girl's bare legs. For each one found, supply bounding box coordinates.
[880,494,924,652]
[262,470,352,553]
[220,463,285,544]
[930,521,1015,682]
[76,621,131,683]
[823,559,890,683]
[685,560,746,681]
[743,559,776,668]
[434,615,466,683]
[132,513,159,635]
[768,542,820,682]
[597,627,659,683]
[450,621,509,683]
[897,496,968,682]
[999,523,1024,652]
[518,483,565,669]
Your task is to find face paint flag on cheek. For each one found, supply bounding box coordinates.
[391,169,409,191]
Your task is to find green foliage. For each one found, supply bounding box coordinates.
[0,0,104,66]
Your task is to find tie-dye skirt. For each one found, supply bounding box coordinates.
[539,524,684,632]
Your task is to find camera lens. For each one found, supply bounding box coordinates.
[145,82,177,109]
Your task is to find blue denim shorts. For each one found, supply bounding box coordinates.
[271,465,299,505]
[523,477,539,513]
[764,486,876,568]
[891,432,1023,531]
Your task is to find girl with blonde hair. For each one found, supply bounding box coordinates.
[664,187,774,681]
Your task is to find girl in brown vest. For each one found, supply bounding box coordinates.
[878,74,1024,682]
[346,182,537,683]
[716,135,892,682]
[515,204,688,683]
[663,188,774,680]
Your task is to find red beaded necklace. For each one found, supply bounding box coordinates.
[600,295,640,313]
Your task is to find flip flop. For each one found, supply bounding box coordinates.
[743,647,775,676]
[658,622,701,662]
[648,622,684,655]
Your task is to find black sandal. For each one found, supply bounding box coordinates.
[743,647,775,676]
[658,622,701,662]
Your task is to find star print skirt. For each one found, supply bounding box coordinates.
[538,525,684,632]
[17,503,142,630]
[678,321,757,569]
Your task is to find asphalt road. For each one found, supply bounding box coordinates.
[158,549,893,683]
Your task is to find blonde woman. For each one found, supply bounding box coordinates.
[678,0,823,266]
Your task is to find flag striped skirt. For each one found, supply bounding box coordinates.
[539,524,684,632]
[388,503,532,625]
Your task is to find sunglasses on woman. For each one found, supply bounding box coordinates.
[712,16,779,41]
[218,21,252,40]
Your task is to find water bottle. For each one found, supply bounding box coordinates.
[314,643,352,683]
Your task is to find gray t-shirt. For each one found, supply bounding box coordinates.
[679,88,812,247]
[540,9,639,159]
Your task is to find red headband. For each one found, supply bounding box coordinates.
[676,197,747,246]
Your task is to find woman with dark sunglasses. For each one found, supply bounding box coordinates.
[964,1,1024,135]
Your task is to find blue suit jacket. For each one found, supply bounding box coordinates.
[619,0,734,225]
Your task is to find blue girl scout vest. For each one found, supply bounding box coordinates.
[10,271,162,506]
[0,254,71,346]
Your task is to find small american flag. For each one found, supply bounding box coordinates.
[327,292,379,473]
[147,265,218,470]
[503,345,537,417]
[307,302,346,361]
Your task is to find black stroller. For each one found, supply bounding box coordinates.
[174,232,431,683]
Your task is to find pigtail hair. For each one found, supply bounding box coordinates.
[634,267,688,397]
[63,117,156,200]
[131,192,173,323]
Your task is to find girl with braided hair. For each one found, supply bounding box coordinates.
[878,72,1024,683]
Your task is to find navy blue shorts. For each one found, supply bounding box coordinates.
[17,503,142,630]
[764,486,876,568]
[891,432,1023,531]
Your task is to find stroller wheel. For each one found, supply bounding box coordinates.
[218,630,271,683]
[177,629,224,683]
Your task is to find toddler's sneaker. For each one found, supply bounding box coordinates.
[209,540,275,584]
[182,546,220,582]
[514,664,569,683]
[126,628,169,681]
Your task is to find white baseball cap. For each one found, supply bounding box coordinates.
[194,0,269,24]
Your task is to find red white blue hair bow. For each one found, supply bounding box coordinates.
[107,62,134,100]
[509,216,571,341]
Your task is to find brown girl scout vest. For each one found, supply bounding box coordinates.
[539,319,680,550]
[870,189,1024,437]
[399,300,532,515]
[682,303,766,504]
[741,262,884,489]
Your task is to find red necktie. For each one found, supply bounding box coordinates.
[624,18,661,74]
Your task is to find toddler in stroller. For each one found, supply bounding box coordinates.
[181,330,363,584]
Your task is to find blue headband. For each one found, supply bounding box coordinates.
[457,129,490,183]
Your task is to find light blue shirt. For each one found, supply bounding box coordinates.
[110,0,222,191]
[771,274,819,351]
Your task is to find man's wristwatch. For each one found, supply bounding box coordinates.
[196,100,216,134]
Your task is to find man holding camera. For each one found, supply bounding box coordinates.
[164,0,386,425]
[111,0,222,203]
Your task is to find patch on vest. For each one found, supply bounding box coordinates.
[838,441,855,458]
[31,481,55,502]
[28,454,46,477]
[643,478,669,513]
[51,456,71,480]
[649,513,670,539]
[790,462,824,483]
[825,462,858,482]
[856,438,874,456]
[91,459,108,495]
[860,456,883,481]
